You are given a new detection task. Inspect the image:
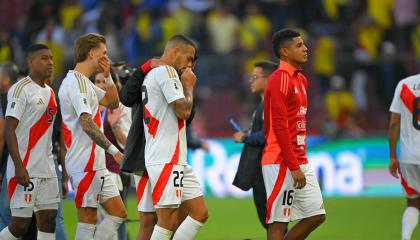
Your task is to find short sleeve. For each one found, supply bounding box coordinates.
[157,66,185,104]
[390,81,402,113]
[69,87,93,117]
[6,86,27,121]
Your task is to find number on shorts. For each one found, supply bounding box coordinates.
[282,190,294,206]
[100,176,105,191]
[24,181,34,192]
[413,97,420,130]
[173,171,184,187]
[46,107,54,123]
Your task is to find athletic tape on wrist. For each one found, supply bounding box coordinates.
[107,144,119,156]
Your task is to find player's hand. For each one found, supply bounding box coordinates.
[15,164,30,187]
[113,151,124,165]
[180,68,197,89]
[62,170,69,199]
[150,58,165,68]
[291,169,306,189]
[107,108,125,128]
[233,132,246,143]
[98,56,110,78]
[389,158,400,178]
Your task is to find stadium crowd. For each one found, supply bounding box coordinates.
[0,0,419,137]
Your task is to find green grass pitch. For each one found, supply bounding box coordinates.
[62,196,420,239]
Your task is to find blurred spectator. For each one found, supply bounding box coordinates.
[375,41,407,109]
[393,0,418,50]
[367,0,394,29]
[324,75,358,137]
[312,35,336,95]
[206,3,239,54]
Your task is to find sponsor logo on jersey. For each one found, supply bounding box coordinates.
[297,135,306,146]
[297,120,306,130]
[297,106,307,115]
[37,98,44,105]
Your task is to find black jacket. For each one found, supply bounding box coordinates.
[232,101,265,190]
[119,67,195,173]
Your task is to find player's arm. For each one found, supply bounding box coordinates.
[171,68,196,120]
[5,117,29,187]
[119,59,163,107]
[388,112,401,178]
[270,73,305,189]
[80,113,123,163]
[59,133,68,199]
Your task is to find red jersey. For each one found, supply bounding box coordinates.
[262,60,309,170]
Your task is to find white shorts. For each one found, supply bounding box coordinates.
[133,172,155,212]
[399,164,420,198]
[71,169,120,208]
[263,163,325,224]
[146,164,203,208]
[7,177,60,217]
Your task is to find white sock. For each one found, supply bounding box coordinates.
[402,207,419,240]
[172,216,203,240]
[75,223,95,240]
[37,231,55,240]
[93,215,125,240]
[150,225,173,240]
[0,227,19,240]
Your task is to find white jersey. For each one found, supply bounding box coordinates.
[142,65,187,166]
[58,70,106,174]
[390,74,420,165]
[6,77,57,178]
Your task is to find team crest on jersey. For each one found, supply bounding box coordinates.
[283,208,291,216]
[24,194,32,203]
[175,189,182,198]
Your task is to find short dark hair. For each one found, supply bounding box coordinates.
[254,61,278,76]
[74,33,106,63]
[169,34,198,54]
[272,29,301,58]
[0,62,19,85]
[26,43,49,59]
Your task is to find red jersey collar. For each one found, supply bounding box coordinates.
[279,60,302,77]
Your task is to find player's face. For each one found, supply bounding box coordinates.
[249,67,268,95]
[30,49,53,79]
[91,42,108,71]
[94,72,106,90]
[284,37,308,65]
[174,45,196,74]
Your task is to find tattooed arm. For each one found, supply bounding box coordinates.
[171,68,196,120]
[80,113,112,150]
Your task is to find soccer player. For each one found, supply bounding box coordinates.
[0,44,58,240]
[142,35,208,240]
[262,29,326,240]
[389,73,420,240]
[58,33,127,240]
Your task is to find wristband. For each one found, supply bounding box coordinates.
[107,144,119,156]
[105,75,114,85]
